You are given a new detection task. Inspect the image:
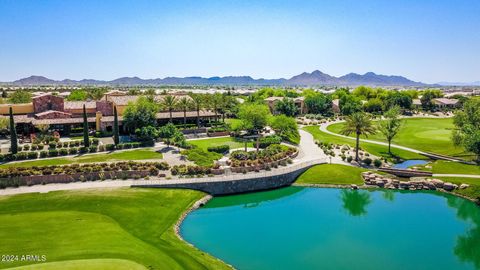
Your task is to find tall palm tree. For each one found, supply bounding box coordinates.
[177,97,192,128]
[189,93,203,128]
[340,112,376,162]
[211,93,222,122]
[162,95,177,122]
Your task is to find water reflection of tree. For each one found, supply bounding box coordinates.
[340,189,372,216]
[382,190,395,202]
[446,195,480,269]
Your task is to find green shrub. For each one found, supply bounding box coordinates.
[88,145,98,153]
[207,144,230,154]
[258,135,282,148]
[363,158,372,166]
[27,152,38,159]
[48,149,58,157]
[48,142,56,149]
[69,148,78,155]
[105,144,115,151]
[374,159,382,167]
[230,150,249,160]
[22,144,30,151]
[40,151,48,158]
[15,152,28,160]
[59,148,68,156]
[347,156,353,163]
[79,147,88,154]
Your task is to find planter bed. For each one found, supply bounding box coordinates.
[0,161,169,189]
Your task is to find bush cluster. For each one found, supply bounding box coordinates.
[229,144,296,167]
[0,161,170,179]
[170,164,212,176]
[207,144,230,154]
[258,135,282,148]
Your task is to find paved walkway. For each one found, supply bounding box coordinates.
[297,129,326,161]
[434,174,480,178]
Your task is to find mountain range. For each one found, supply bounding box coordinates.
[3,70,427,86]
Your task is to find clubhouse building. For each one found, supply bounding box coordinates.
[0,91,215,136]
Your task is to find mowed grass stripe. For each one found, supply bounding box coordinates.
[0,188,230,269]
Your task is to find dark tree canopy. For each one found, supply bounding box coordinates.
[274,98,299,117]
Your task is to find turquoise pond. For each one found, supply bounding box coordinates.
[181,187,480,270]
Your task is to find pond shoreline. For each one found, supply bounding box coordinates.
[174,194,236,270]
[294,183,479,205]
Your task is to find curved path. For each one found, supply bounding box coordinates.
[319,121,461,162]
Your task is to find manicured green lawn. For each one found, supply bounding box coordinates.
[416,160,480,175]
[0,188,229,270]
[327,118,469,157]
[296,164,367,185]
[189,136,252,151]
[420,161,480,175]
[182,148,222,166]
[302,126,424,161]
[0,149,163,168]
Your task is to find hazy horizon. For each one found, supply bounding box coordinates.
[1,0,479,83]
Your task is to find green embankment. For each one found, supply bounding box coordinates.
[296,164,367,185]
[0,188,229,270]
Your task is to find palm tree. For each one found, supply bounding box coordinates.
[177,97,192,128]
[189,93,203,128]
[340,112,376,162]
[162,95,177,123]
[211,93,222,122]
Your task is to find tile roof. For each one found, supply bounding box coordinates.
[433,98,459,105]
[64,101,97,110]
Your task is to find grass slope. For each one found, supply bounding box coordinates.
[0,188,229,270]
[0,149,163,168]
[327,118,469,157]
[296,164,367,185]
[436,177,480,200]
[302,126,424,161]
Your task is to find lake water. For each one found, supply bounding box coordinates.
[393,159,429,169]
[181,187,480,270]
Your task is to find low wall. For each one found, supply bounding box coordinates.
[0,170,151,188]
[133,160,325,195]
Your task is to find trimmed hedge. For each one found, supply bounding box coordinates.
[207,145,230,154]
[258,135,282,148]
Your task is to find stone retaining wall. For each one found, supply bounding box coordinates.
[0,170,151,188]
[134,160,324,195]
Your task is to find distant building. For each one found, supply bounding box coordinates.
[0,93,215,135]
[264,96,306,114]
[412,99,422,109]
[332,99,340,113]
[433,98,460,108]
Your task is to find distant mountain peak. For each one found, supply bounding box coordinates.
[4,71,426,86]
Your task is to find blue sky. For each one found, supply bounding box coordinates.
[0,0,479,83]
